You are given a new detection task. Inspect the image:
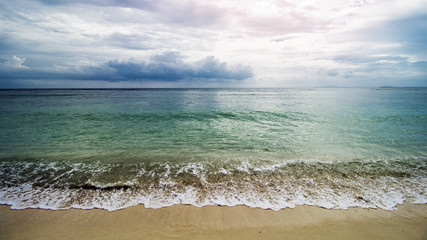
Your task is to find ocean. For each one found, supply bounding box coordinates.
[0,88,426,211]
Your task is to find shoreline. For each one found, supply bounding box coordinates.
[1,203,426,239]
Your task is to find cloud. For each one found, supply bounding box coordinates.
[327,70,339,77]
[1,0,426,88]
[0,56,28,69]
[343,71,353,78]
[0,34,19,54]
[333,55,423,70]
[0,57,112,81]
[328,54,427,85]
[106,33,153,50]
[319,69,354,79]
[37,0,226,28]
[108,51,253,81]
[37,0,158,10]
[0,52,253,84]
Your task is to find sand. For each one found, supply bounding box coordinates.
[0,203,426,240]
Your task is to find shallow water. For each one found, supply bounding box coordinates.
[0,88,426,210]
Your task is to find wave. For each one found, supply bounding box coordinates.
[1,157,426,211]
[5,110,312,124]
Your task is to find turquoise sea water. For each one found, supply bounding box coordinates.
[0,88,426,210]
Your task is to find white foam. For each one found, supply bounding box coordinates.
[1,179,425,212]
[1,158,426,212]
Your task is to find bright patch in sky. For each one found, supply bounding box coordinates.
[0,0,426,88]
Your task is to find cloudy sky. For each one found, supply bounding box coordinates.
[0,0,426,88]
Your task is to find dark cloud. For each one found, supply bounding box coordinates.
[0,52,253,86]
[108,51,253,81]
[0,59,113,81]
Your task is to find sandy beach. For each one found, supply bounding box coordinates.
[1,203,426,240]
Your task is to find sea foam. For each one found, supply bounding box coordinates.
[1,157,426,211]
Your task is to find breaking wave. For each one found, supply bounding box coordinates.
[1,156,426,211]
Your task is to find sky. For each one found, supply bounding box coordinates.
[0,0,426,88]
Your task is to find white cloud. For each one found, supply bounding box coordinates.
[0,56,29,69]
[0,0,426,87]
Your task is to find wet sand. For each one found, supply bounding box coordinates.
[1,203,426,240]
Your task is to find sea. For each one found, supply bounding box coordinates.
[0,88,426,211]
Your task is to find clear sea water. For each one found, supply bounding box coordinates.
[0,88,426,211]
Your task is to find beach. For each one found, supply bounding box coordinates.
[1,203,426,239]
[1,89,426,239]
[1,89,426,212]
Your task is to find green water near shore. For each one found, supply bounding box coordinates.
[0,88,426,210]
